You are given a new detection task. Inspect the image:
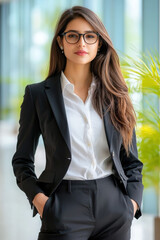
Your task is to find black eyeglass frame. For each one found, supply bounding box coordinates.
[60,31,100,45]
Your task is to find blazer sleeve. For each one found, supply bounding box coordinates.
[120,129,144,219]
[12,85,44,208]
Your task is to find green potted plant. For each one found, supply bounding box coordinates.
[121,52,160,240]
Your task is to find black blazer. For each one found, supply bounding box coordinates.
[12,73,143,219]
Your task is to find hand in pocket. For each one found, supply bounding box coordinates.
[130,198,138,216]
[32,193,49,218]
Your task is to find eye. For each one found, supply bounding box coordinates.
[85,33,96,39]
[67,33,78,39]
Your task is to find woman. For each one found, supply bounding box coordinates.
[12,6,143,240]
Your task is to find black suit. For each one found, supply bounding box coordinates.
[12,73,143,221]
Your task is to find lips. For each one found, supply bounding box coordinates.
[74,50,88,56]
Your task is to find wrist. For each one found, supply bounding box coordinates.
[130,199,139,214]
[32,192,46,205]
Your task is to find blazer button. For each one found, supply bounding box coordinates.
[67,157,71,160]
[112,151,115,157]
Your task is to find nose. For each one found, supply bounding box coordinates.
[77,35,86,46]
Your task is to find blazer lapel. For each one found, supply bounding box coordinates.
[103,110,122,153]
[44,73,71,152]
[103,110,114,150]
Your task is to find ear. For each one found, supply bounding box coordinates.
[57,36,63,49]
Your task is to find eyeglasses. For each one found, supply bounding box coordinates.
[60,31,99,45]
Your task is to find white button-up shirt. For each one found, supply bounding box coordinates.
[61,71,113,180]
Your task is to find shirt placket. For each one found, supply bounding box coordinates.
[83,101,97,177]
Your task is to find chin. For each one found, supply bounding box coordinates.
[66,55,96,66]
[68,59,91,65]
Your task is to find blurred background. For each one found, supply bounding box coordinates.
[0,0,159,240]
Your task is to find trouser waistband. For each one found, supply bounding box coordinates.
[56,174,114,193]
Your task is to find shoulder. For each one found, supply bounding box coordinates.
[26,79,47,92]
[25,73,61,95]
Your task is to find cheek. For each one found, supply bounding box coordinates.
[63,47,73,60]
[90,45,99,57]
[63,43,73,57]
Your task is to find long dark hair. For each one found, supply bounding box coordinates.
[47,6,136,154]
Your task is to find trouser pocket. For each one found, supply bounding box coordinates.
[124,194,134,220]
[40,185,92,234]
[42,197,51,220]
[111,175,134,223]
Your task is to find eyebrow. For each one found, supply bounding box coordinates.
[65,30,96,33]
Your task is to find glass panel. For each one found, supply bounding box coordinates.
[125,0,142,56]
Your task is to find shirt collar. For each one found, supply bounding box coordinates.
[60,71,96,96]
[61,71,74,94]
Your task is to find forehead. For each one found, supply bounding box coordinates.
[65,17,95,32]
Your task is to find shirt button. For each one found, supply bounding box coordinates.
[92,161,96,167]
[84,116,87,121]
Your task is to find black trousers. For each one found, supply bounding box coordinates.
[38,174,134,240]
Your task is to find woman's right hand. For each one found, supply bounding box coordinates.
[32,193,49,218]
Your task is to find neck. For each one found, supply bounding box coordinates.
[64,62,92,89]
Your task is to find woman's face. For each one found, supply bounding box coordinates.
[57,17,100,66]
